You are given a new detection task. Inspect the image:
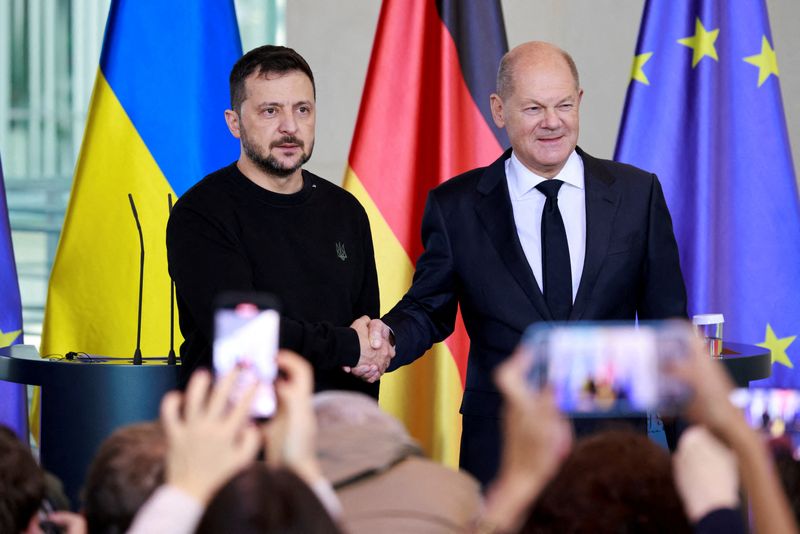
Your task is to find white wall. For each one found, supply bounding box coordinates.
[285,0,800,186]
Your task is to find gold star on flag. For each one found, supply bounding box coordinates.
[631,52,653,85]
[743,35,780,87]
[0,328,22,346]
[757,324,796,369]
[677,18,720,67]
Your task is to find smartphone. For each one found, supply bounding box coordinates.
[730,387,800,459]
[521,320,694,416]
[212,292,280,420]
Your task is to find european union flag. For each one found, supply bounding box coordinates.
[616,0,800,387]
[0,153,27,439]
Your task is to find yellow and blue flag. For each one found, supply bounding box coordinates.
[41,1,241,361]
[0,153,27,439]
[615,0,800,387]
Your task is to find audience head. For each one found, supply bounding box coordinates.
[773,448,800,524]
[0,425,45,534]
[82,421,166,534]
[522,430,692,533]
[195,464,341,534]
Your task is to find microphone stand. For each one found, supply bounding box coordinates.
[167,193,177,365]
[128,194,144,365]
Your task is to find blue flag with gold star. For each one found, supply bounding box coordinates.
[0,153,27,438]
[615,0,800,387]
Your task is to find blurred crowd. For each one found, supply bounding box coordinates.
[1,338,798,534]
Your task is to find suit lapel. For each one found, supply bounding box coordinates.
[475,150,552,321]
[570,148,620,320]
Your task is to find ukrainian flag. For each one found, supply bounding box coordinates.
[41,1,242,362]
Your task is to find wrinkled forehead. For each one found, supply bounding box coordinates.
[508,62,581,103]
[242,69,316,103]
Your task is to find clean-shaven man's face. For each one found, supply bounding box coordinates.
[491,48,582,178]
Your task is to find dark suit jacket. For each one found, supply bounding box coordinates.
[383,147,687,482]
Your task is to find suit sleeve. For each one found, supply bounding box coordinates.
[167,203,359,370]
[637,175,688,319]
[383,191,459,370]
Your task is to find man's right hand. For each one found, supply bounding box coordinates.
[160,367,261,504]
[344,316,394,383]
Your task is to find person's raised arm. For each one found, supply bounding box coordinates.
[264,350,341,518]
[127,367,261,534]
[672,426,743,533]
[477,349,572,534]
[672,339,798,534]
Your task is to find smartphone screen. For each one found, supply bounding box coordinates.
[212,294,280,419]
[522,321,693,416]
[730,387,800,459]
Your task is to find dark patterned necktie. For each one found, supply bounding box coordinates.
[536,179,572,320]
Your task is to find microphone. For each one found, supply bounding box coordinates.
[128,193,144,365]
[167,193,177,366]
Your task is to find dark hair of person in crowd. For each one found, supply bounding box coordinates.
[522,430,692,533]
[0,425,45,533]
[195,464,342,534]
[82,422,167,534]
[229,45,316,112]
[773,446,800,524]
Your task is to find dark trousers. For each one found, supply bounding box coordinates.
[459,413,654,489]
[459,414,501,488]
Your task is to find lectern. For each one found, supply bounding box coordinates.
[0,345,178,508]
[720,342,772,387]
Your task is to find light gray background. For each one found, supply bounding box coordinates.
[285,0,799,186]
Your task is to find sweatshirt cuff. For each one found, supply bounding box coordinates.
[335,326,361,367]
[693,508,745,534]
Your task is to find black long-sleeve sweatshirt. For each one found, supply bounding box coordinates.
[166,163,379,397]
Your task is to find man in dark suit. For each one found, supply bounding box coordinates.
[356,41,687,485]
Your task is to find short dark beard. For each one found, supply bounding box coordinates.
[240,125,314,178]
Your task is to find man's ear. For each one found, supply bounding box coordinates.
[224,109,241,139]
[489,94,505,128]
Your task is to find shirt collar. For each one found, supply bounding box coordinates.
[506,150,585,200]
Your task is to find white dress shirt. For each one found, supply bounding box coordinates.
[505,150,586,303]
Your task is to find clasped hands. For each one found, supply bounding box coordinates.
[344,315,395,383]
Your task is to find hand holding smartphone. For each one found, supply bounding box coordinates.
[212,292,280,420]
[521,320,694,417]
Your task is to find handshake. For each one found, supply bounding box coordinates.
[343,316,395,383]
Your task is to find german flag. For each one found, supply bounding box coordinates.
[344,0,508,466]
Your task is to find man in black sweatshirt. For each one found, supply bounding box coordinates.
[166,45,393,395]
